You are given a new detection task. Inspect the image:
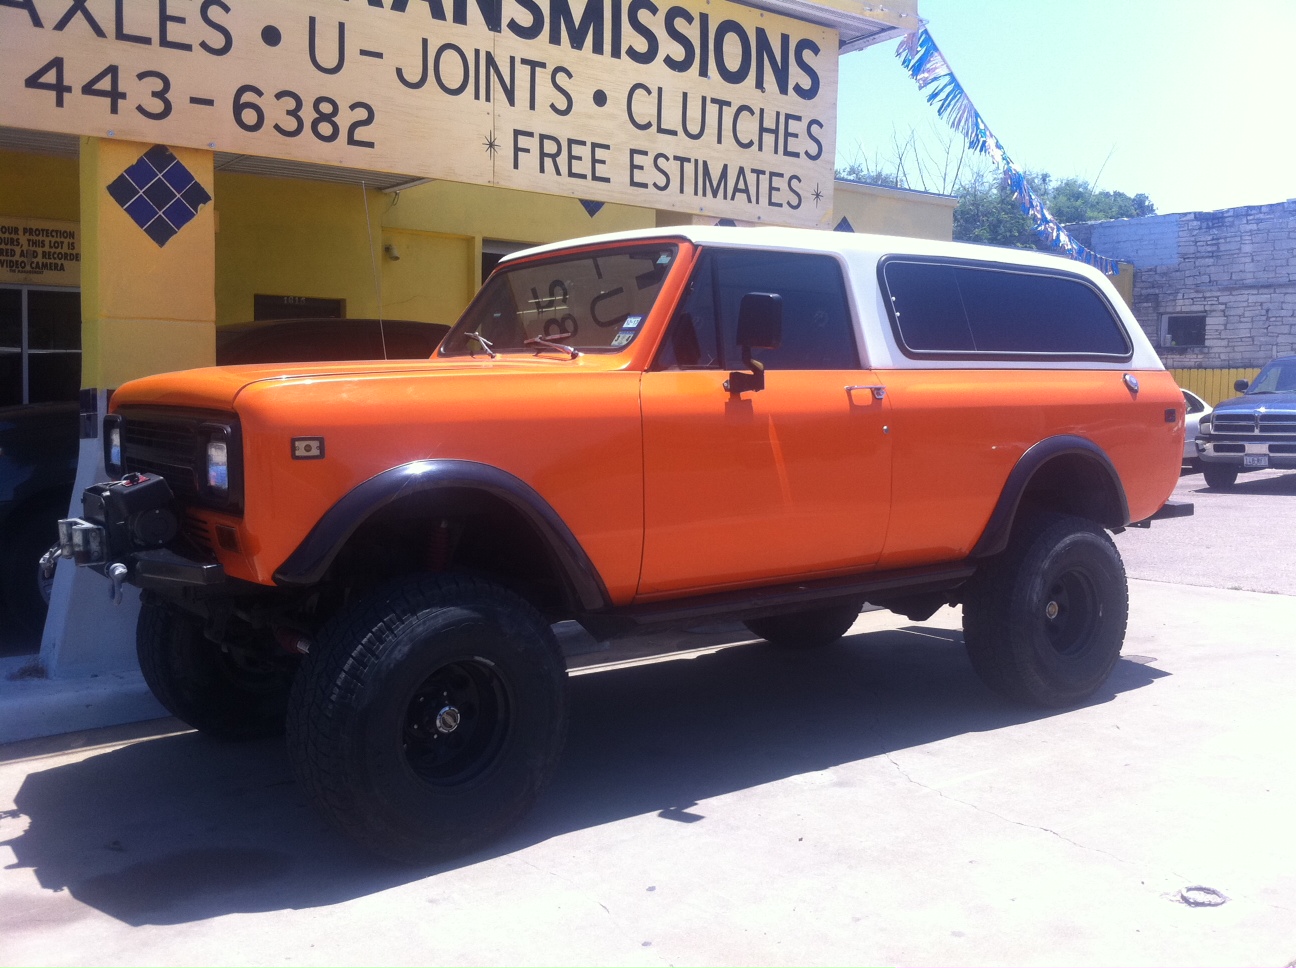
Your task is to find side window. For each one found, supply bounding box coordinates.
[655,250,858,370]
[881,258,1131,359]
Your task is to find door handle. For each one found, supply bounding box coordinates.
[846,385,886,400]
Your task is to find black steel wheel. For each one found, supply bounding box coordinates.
[962,513,1128,707]
[137,599,295,740]
[744,602,862,648]
[1202,464,1238,490]
[287,573,568,863]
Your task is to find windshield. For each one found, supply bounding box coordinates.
[1247,360,1296,394]
[440,244,679,356]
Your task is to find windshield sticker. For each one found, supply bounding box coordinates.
[622,315,643,330]
[611,332,635,348]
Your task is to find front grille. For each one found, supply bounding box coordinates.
[184,510,215,553]
[1213,412,1257,434]
[122,416,201,500]
[1258,412,1296,434]
[1212,410,1296,437]
[117,407,243,513]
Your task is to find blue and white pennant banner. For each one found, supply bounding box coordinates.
[896,28,1119,275]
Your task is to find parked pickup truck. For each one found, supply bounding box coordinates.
[53,226,1191,862]
[1195,355,1296,488]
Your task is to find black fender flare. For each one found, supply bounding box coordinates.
[273,459,611,611]
[969,435,1130,559]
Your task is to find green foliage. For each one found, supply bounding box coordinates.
[836,154,1156,249]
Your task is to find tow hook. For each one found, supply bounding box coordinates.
[39,542,61,580]
[107,562,129,605]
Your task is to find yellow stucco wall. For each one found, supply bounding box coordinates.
[833,181,956,241]
[212,175,654,325]
[0,149,79,221]
[79,138,216,386]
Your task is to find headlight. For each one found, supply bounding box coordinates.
[206,439,229,495]
[1197,416,1211,436]
[103,414,124,477]
[197,421,242,509]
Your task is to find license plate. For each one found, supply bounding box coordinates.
[1244,454,1269,467]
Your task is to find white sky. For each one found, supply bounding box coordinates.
[835,0,1296,215]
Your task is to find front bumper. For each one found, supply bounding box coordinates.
[1197,438,1296,470]
[53,473,226,591]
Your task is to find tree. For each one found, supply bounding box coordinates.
[837,130,1156,249]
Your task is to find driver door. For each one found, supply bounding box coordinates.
[638,248,893,598]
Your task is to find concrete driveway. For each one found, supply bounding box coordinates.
[3,475,1295,966]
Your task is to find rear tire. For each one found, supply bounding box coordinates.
[744,602,862,648]
[137,600,294,740]
[962,514,1127,707]
[1202,464,1238,489]
[286,573,568,863]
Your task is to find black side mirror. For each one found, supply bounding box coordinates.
[726,293,782,394]
[1235,378,1250,393]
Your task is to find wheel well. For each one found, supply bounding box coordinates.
[323,488,573,619]
[970,443,1128,561]
[1016,454,1125,530]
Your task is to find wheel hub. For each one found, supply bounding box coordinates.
[435,705,461,733]
[402,659,509,786]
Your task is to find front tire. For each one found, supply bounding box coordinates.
[137,600,295,740]
[286,573,568,863]
[1202,464,1238,489]
[962,514,1127,707]
[744,602,862,648]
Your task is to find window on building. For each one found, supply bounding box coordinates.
[879,258,1131,360]
[0,286,81,407]
[1161,313,1206,349]
[481,240,532,286]
[252,295,345,320]
[655,249,859,371]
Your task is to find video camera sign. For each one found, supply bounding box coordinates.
[0,0,838,225]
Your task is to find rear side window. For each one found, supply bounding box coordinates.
[880,258,1131,360]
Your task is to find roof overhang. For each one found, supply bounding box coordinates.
[735,0,920,52]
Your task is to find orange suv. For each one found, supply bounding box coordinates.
[55,227,1191,861]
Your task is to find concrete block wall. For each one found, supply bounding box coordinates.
[1070,200,1296,368]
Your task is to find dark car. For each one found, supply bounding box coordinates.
[0,318,449,650]
[1195,355,1296,489]
[0,401,80,643]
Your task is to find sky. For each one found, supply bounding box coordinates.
[835,0,1296,216]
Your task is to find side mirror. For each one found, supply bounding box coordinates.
[1235,378,1249,393]
[726,293,782,394]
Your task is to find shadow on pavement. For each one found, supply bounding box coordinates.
[2,626,1167,926]
[1188,471,1296,496]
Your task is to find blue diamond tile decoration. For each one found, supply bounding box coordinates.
[834,216,855,233]
[579,199,604,218]
[715,218,737,227]
[107,145,212,248]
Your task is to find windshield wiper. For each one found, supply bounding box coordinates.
[523,333,580,359]
[464,331,497,359]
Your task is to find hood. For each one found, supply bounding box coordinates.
[109,356,612,412]
[1213,390,1296,414]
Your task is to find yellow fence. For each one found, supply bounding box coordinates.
[1169,367,1262,406]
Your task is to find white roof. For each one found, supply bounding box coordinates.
[505,225,1115,288]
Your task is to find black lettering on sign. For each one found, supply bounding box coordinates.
[0,0,43,28]
[159,0,193,51]
[199,0,233,56]
[309,18,346,74]
[53,0,106,38]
